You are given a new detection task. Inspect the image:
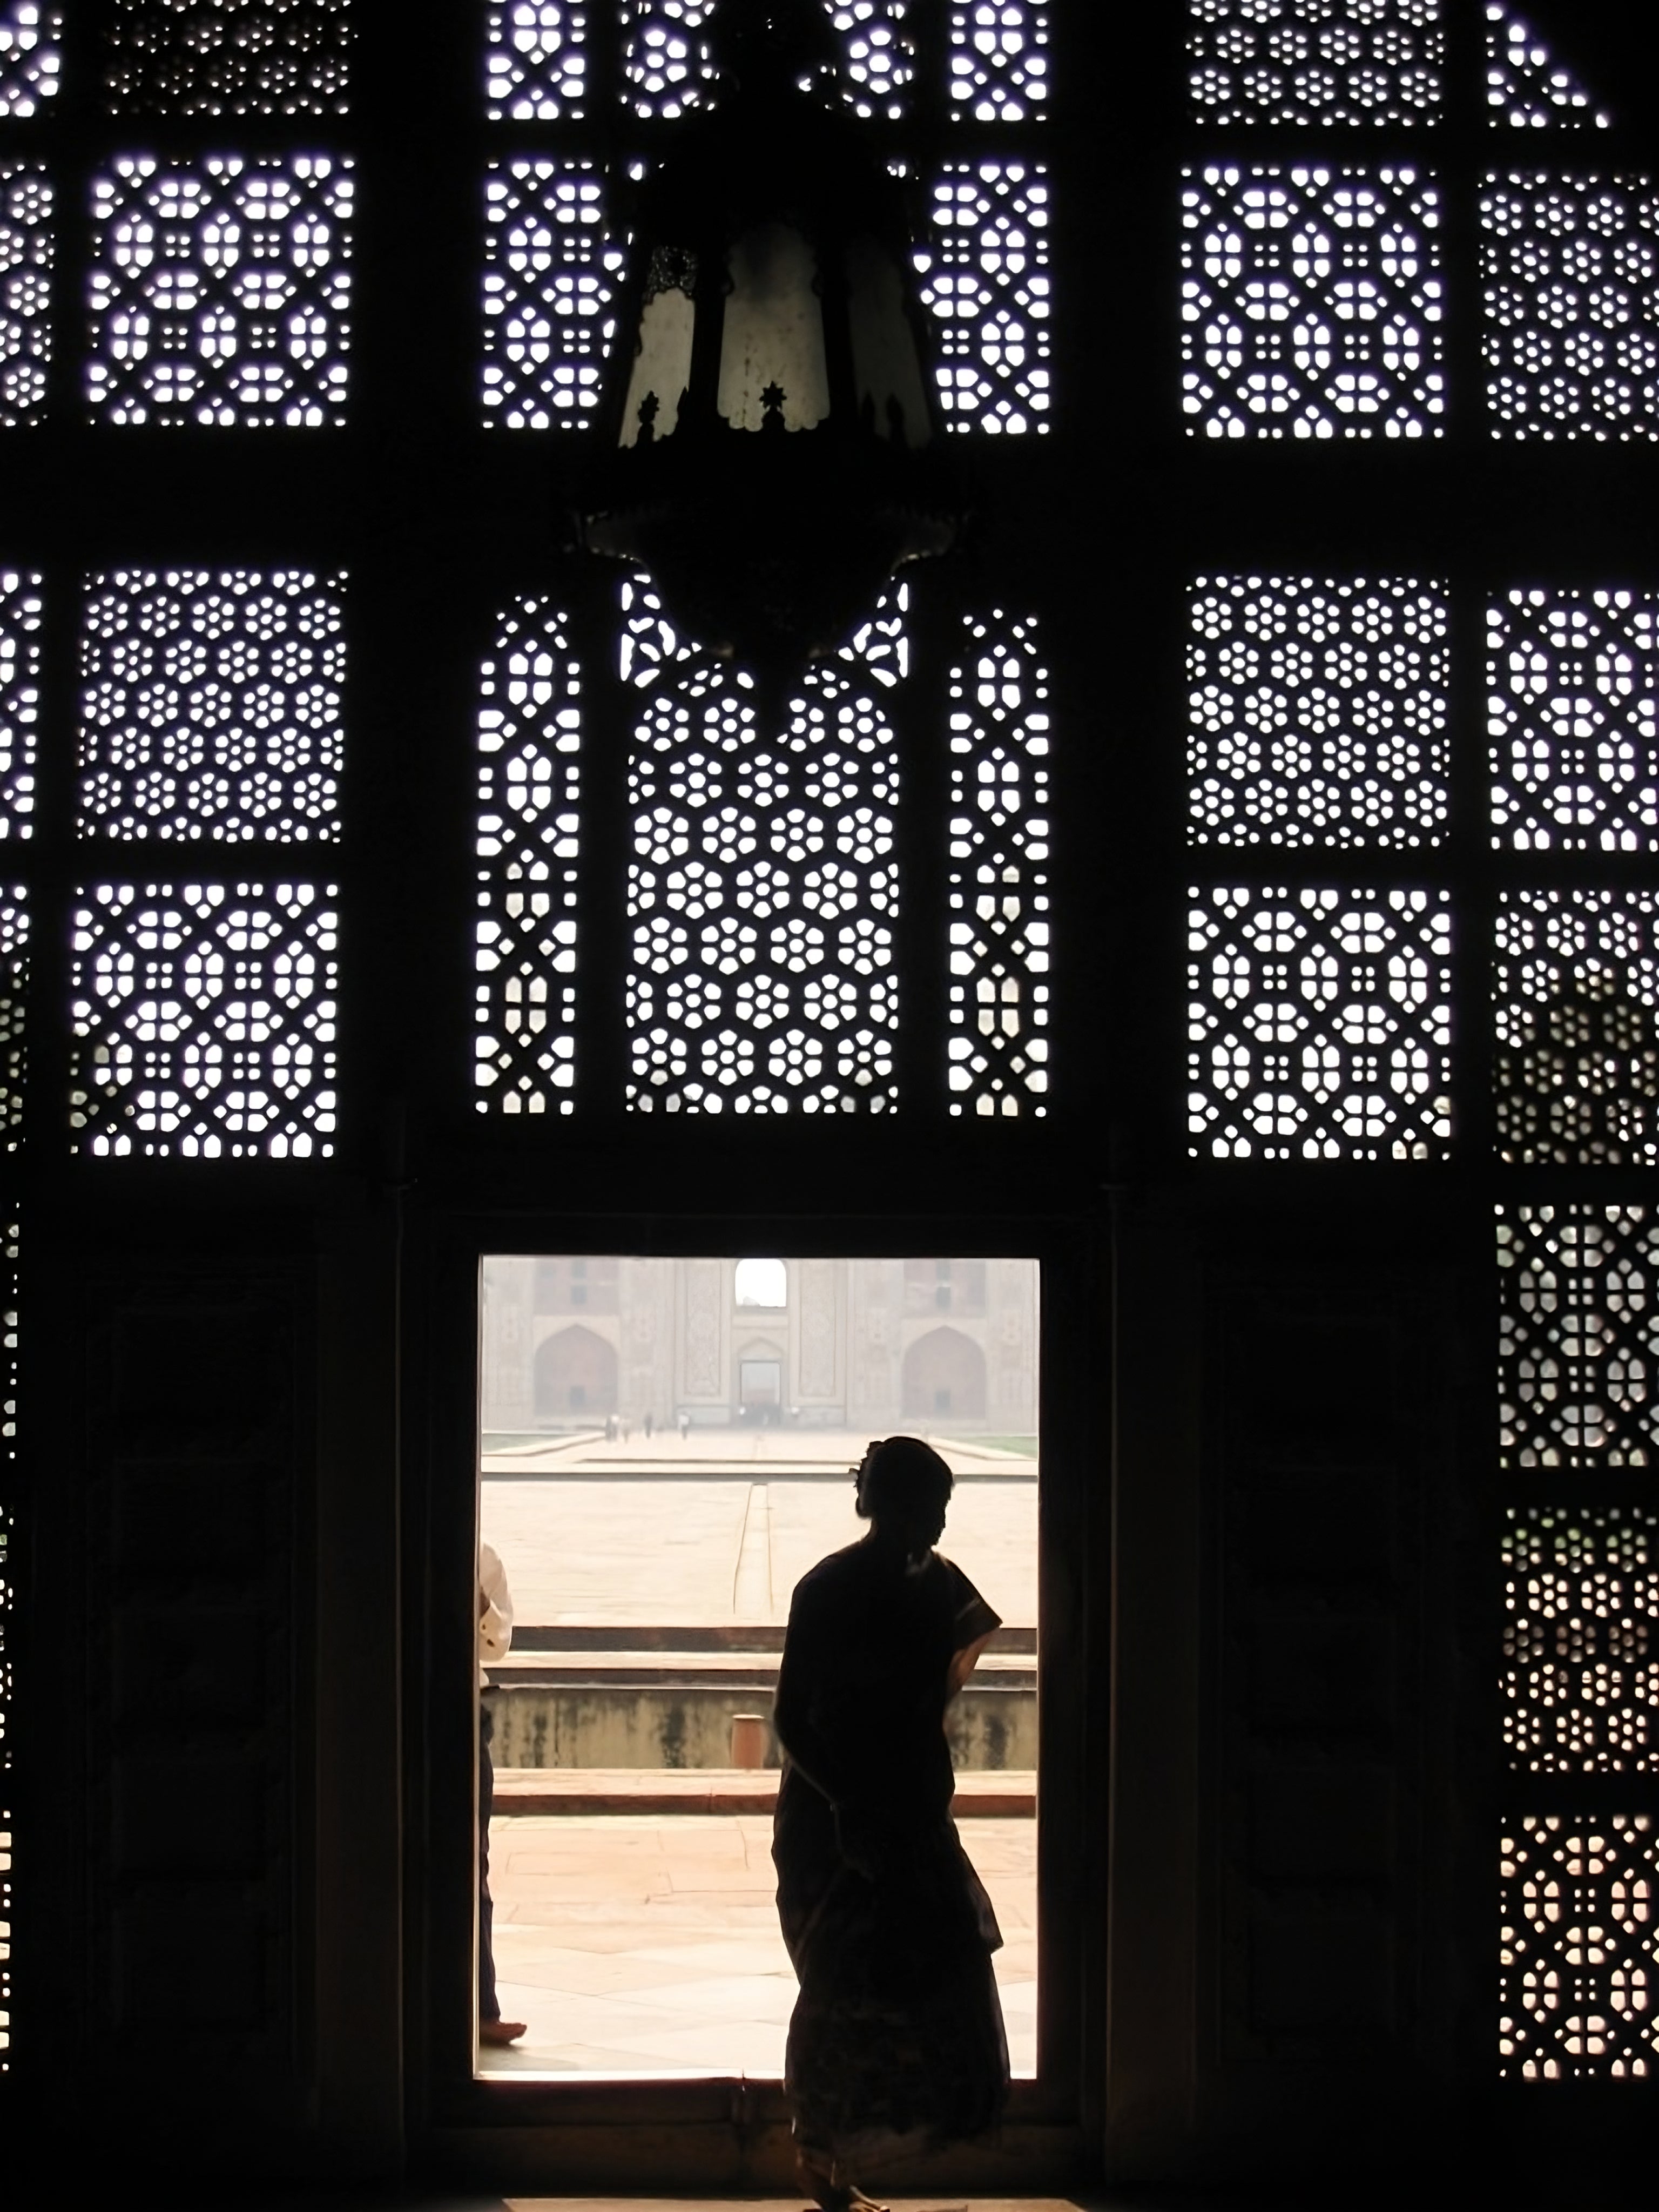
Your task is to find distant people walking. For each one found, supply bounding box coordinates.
[643,1409,655,1439]
[604,1412,618,1441]
[678,1410,691,1441]
[772,1437,1008,2211]
[477,1542,526,2047]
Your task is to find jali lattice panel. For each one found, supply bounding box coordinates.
[623,0,714,119]
[1503,1506,1657,1773]
[1499,1205,1659,1469]
[78,570,343,841]
[0,2,58,115]
[1183,165,1444,438]
[1189,885,1453,1159]
[482,163,619,428]
[832,3,911,119]
[950,1,1046,123]
[1,165,52,428]
[1482,173,1659,440]
[1487,6,1609,130]
[104,0,350,113]
[1501,1813,1657,2077]
[488,0,587,117]
[87,155,352,426]
[475,600,581,1116]
[1188,575,1448,847]
[626,652,900,1114]
[0,893,24,1142]
[1494,889,1659,1165]
[922,164,1049,434]
[948,610,1049,1116]
[0,568,39,838]
[1489,589,1659,851]
[69,882,338,1157]
[1188,0,1443,128]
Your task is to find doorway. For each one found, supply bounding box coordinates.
[474,1253,1041,2081]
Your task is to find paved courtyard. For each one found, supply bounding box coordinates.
[482,1811,1037,2080]
[481,1429,1038,1631]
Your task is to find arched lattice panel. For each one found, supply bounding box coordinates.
[625,593,903,1115]
[474,600,582,1117]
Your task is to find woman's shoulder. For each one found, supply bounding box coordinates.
[789,1539,871,1607]
[930,1550,1002,1642]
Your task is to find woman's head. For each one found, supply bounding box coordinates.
[854,1434,954,1550]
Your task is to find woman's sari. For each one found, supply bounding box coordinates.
[772,1539,1009,2174]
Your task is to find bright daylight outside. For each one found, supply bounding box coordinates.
[475,1255,1039,2079]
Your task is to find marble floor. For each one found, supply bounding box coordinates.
[481,1812,1038,2079]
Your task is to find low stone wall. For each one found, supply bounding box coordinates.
[487,1680,1036,1772]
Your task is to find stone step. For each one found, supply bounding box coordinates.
[493,1766,1037,1817]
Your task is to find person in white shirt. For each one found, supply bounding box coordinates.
[478,1541,527,2047]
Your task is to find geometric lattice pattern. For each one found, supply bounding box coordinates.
[623,0,714,121]
[922,164,1050,434]
[1188,576,1449,847]
[833,3,911,121]
[1188,885,1453,1159]
[948,611,1049,1117]
[1490,590,1659,852]
[475,601,581,1117]
[1,165,52,429]
[1494,891,1659,1167]
[103,0,350,114]
[482,163,620,429]
[1182,165,1445,439]
[0,2,59,115]
[87,155,353,427]
[1188,0,1443,128]
[1499,1206,1659,1470]
[950,1,1047,124]
[1487,7,1610,131]
[487,1,587,119]
[1503,1506,1658,1772]
[0,895,24,1145]
[1482,173,1659,441]
[1500,1813,1657,2078]
[69,881,338,1158]
[78,570,343,841]
[0,571,40,841]
[627,663,900,1114]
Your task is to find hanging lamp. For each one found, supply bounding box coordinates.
[581,0,961,686]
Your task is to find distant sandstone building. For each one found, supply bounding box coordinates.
[481,1256,1040,1435]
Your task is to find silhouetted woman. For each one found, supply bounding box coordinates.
[772,1435,1009,2212]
